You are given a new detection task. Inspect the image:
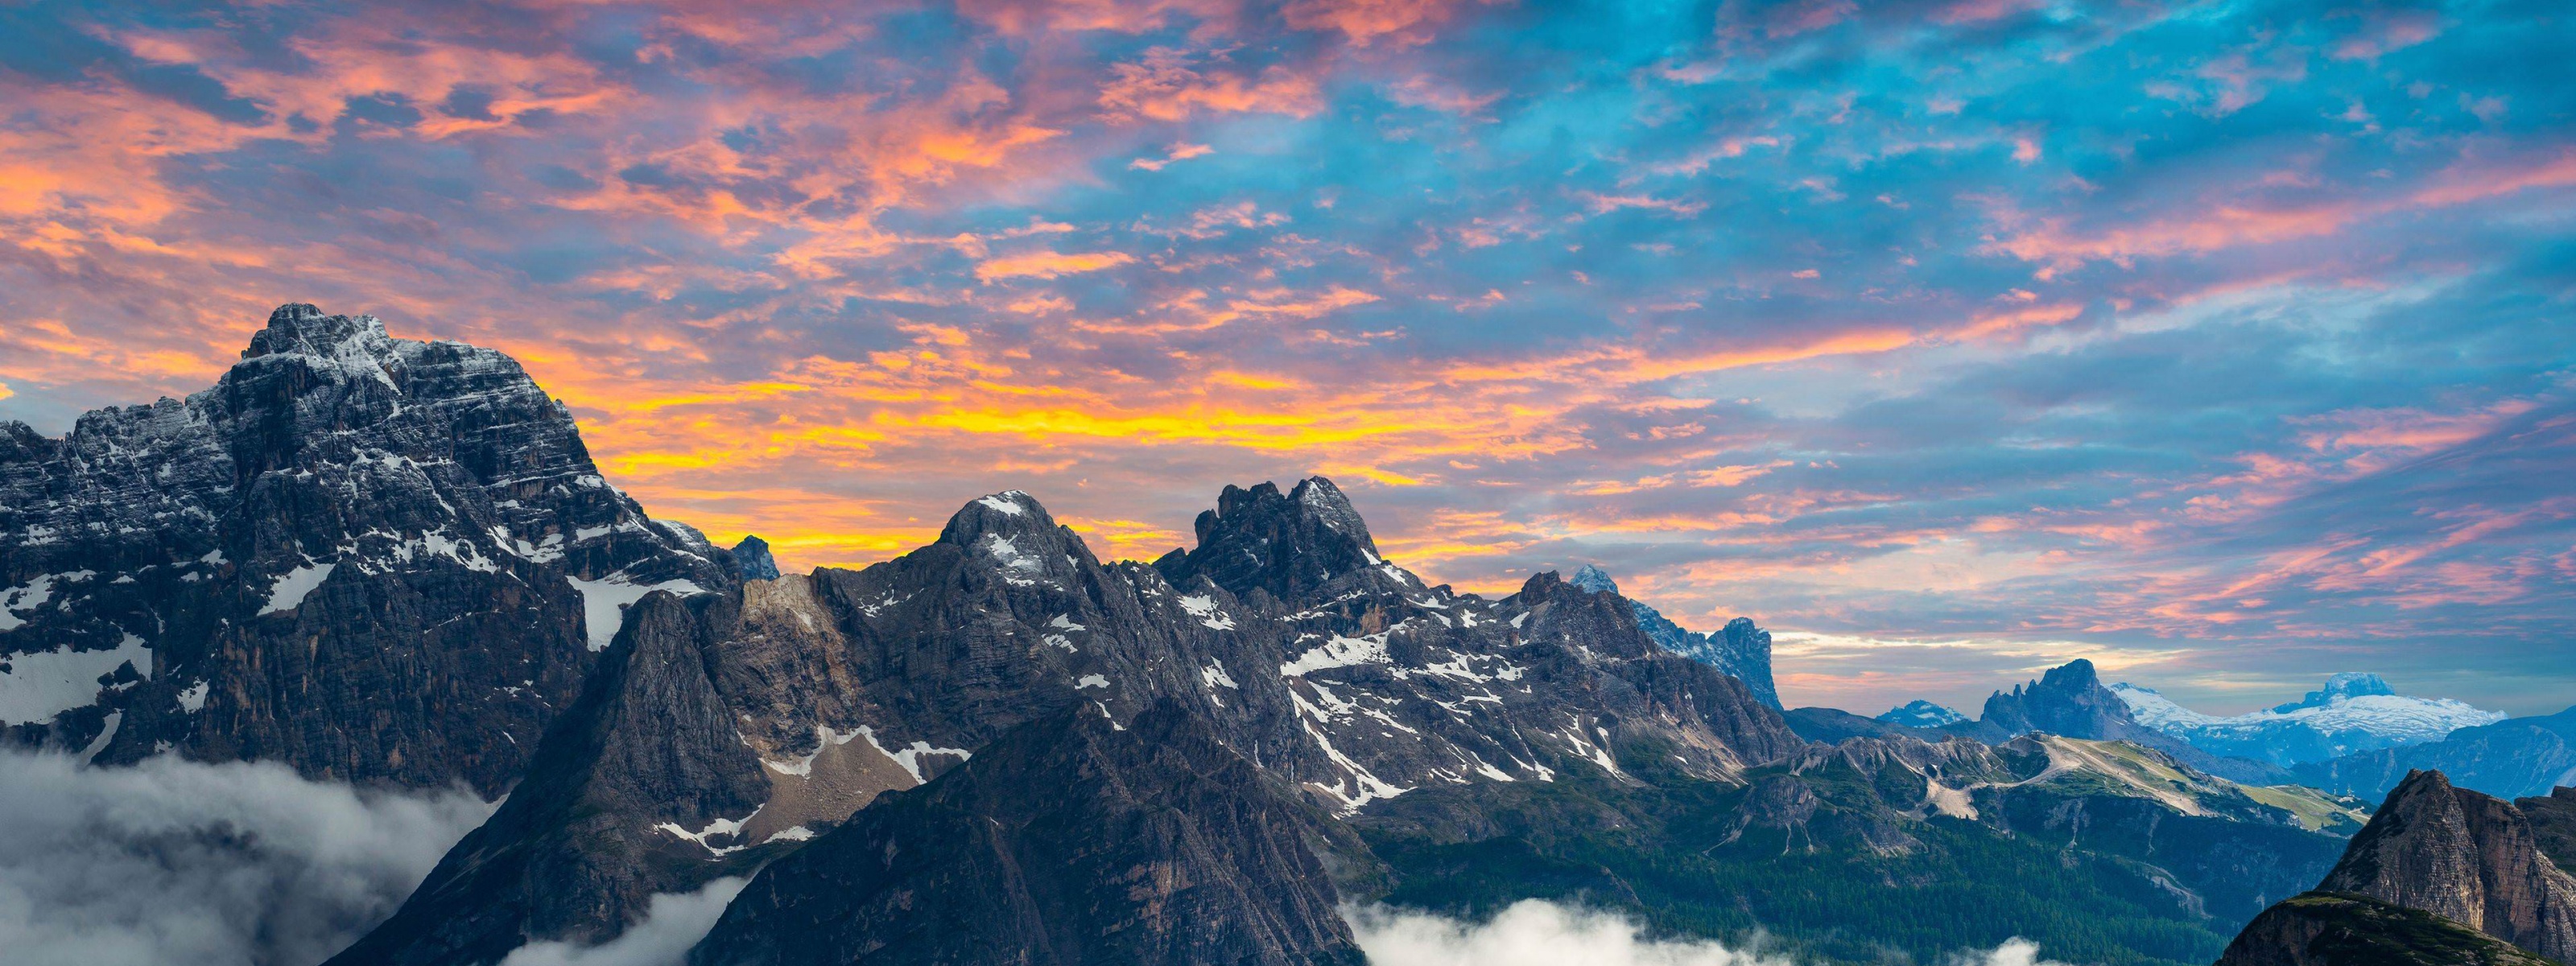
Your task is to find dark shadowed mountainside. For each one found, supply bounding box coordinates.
[686,700,1368,966]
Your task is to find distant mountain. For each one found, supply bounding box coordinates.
[1566,564,1780,709]
[1781,705,1925,744]
[686,700,1367,966]
[0,303,727,796]
[2220,770,2576,965]
[1953,659,2286,784]
[2295,706,2576,803]
[1880,699,1967,727]
[2111,673,2506,767]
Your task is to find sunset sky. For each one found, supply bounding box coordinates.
[2,0,2571,716]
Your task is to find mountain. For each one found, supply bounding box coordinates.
[3,310,2399,966]
[2110,673,2506,767]
[685,700,1368,966]
[2217,893,2554,966]
[728,535,780,580]
[2296,707,2576,803]
[341,479,1806,961]
[2318,771,2576,960]
[1564,564,1780,709]
[1881,699,1968,727]
[1356,729,2353,966]
[1952,659,2286,784]
[2222,770,2576,965]
[0,303,727,796]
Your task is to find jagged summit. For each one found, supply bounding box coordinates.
[241,302,389,358]
[1569,563,1620,594]
[0,301,729,795]
[935,489,1061,543]
[1569,562,1780,709]
[1155,476,1396,602]
[730,535,781,580]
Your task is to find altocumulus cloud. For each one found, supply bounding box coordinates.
[1348,900,2079,966]
[0,749,493,966]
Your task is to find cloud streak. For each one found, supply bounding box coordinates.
[1348,900,2079,966]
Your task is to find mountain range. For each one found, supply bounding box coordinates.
[1566,564,1781,709]
[3,305,2562,966]
[2112,673,2508,767]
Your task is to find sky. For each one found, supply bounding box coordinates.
[1,0,2570,716]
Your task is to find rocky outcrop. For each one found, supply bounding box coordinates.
[2298,708,2576,803]
[1566,564,1781,709]
[2314,770,2576,962]
[2522,788,2576,871]
[687,700,1368,966]
[2217,892,2553,966]
[729,535,781,580]
[0,303,727,796]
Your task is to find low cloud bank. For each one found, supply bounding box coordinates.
[0,749,493,966]
[498,877,747,966]
[1349,900,2079,966]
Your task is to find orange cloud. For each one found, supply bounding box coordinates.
[976,250,1139,281]
[1098,49,1323,122]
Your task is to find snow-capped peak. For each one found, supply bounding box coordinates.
[2109,677,2506,767]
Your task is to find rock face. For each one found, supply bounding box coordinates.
[2314,770,2576,962]
[0,303,726,796]
[341,480,1808,961]
[2298,707,2576,803]
[2111,674,2506,768]
[728,535,780,580]
[2216,893,2553,966]
[2522,788,2576,871]
[687,700,1367,966]
[1566,564,1781,709]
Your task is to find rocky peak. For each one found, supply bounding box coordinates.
[1,302,729,796]
[1159,476,1393,604]
[730,535,782,580]
[933,490,1097,587]
[2318,770,2576,962]
[1984,658,2128,737]
[1568,563,1620,594]
[241,303,389,360]
[2044,658,2103,691]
